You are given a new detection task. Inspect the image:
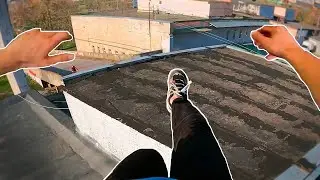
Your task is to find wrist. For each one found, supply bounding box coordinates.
[0,48,23,74]
[282,46,305,61]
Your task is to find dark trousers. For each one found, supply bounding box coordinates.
[106,99,231,179]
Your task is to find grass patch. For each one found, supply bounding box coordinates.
[57,40,77,51]
[0,75,43,100]
[26,76,43,91]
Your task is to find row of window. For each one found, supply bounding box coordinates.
[92,45,126,55]
[225,29,251,41]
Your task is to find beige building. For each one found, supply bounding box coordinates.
[71,10,268,56]
[72,13,171,56]
[71,10,203,55]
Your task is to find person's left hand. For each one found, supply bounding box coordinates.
[4,28,75,68]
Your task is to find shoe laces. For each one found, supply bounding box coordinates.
[170,80,192,97]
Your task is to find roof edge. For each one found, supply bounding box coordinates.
[63,44,227,82]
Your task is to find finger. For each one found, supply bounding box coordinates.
[258,25,275,33]
[24,28,41,35]
[49,32,72,49]
[44,53,75,66]
[41,31,57,37]
[251,31,270,48]
[258,26,277,37]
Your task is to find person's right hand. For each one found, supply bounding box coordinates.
[251,25,302,60]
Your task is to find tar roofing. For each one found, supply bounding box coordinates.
[65,47,320,179]
[75,9,269,23]
[76,9,206,22]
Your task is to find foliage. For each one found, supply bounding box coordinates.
[0,75,43,100]
[78,0,133,12]
[57,40,77,50]
[9,0,78,34]
[295,7,320,26]
[8,0,133,50]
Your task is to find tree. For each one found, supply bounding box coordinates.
[9,0,77,33]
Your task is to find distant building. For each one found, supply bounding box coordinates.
[71,10,268,56]
[296,0,314,6]
[270,21,320,44]
[303,36,320,55]
[233,1,296,21]
[137,0,233,18]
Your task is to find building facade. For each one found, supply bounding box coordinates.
[138,0,233,18]
[233,1,296,21]
[71,11,268,55]
[71,14,171,56]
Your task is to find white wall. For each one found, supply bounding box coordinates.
[138,0,211,18]
[71,15,171,55]
[233,2,260,16]
[274,6,286,18]
[64,92,172,172]
[309,38,320,56]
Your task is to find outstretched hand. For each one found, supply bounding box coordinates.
[0,28,75,75]
[251,25,302,60]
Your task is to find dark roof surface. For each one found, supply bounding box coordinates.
[65,47,320,180]
[74,9,206,22]
[74,9,269,23]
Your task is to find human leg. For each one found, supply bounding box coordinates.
[166,68,231,179]
[105,149,167,180]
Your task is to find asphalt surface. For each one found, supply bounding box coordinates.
[0,91,116,180]
[65,47,320,180]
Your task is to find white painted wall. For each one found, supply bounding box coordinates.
[309,38,320,56]
[71,15,171,55]
[64,92,172,172]
[138,0,231,18]
[274,6,286,18]
[233,2,260,16]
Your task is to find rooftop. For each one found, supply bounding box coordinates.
[64,47,320,179]
[74,9,270,23]
[232,12,268,20]
[0,90,116,179]
[75,9,206,22]
[286,22,320,31]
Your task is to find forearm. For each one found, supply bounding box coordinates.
[284,49,320,105]
[0,48,22,75]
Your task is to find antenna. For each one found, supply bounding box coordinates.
[149,0,152,50]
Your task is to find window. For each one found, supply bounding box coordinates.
[115,51,118,54]
[103,48,106,53]
[226,30,229,40]
[92,46,95,53]
[232,32,236,40]
[108,49,112,54]
[97,47,100,53]
[239,30,242,39]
